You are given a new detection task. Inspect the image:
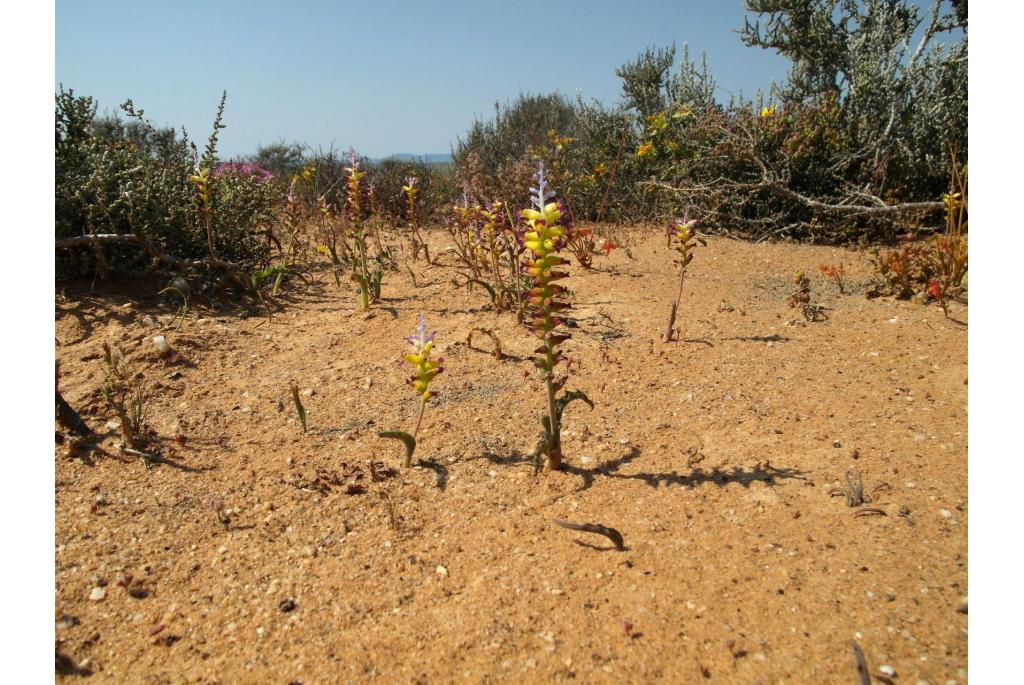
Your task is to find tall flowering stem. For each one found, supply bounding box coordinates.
[380,315,444,468]
[345,152,379,310]
[402,176,431,263]
[189,167,217,260]
[522,162,590,471]
[663,214,702,341]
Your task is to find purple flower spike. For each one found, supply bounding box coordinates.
[529,161,556,210]
[346,147,360,169]
[404,313,436,352]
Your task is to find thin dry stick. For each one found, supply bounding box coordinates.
[595,117,631,224]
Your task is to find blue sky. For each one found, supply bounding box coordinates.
[56,1,796,159]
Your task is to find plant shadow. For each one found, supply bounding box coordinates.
[479,443,806,493]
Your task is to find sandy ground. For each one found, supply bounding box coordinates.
[55,226,967,684]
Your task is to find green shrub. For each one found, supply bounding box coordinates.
[55,88,279,282]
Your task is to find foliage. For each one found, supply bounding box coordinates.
[819,263,846,294]
[446,200,528,312]
[56,88,279,281]
[291,385,307,433]
[453,2,966,242]
[100,342,147,449]
[870,148,966,304]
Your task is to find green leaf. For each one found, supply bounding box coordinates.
[379,430,417,468]
[462,277,497,304]
[555,390,594,424]
[290,385,306,433]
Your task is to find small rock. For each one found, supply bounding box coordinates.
[302,388,315,397]
[956,597,967,614]
[279,598,297,613]
[832,440,842,448]
[56,614,80,630]
[153,335,172,356]
[89,587,106,602]
[939,509,952,518]
[105,419,121,431]
[436,564,448,577]
[879,665,896,677]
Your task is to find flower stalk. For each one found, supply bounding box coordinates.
[380,314,444,468]
[522,162,591,471]
[664,215,702,341]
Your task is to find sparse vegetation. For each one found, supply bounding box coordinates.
[99,342,148,449]
[53,4,968,680]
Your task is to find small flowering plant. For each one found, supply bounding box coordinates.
[663,214,704,341]
[522,162,592,472]
[345,150,384,310]
[402,176,431,263]
[379,314,444,468]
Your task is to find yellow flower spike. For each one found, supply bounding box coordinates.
[637,142,654,158]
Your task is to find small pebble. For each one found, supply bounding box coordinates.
[436,565,448,577]
[57,614,79,629]
[153,335,171,356]
[879,665,896,677]
[940,509,952,518]
[89,587,106,601]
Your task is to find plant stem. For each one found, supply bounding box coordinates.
[664,267,686,341]
[406,399,427,468]
[413,398,426,439]
[544,335,561,470]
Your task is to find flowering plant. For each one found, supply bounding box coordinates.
[523,162,592,472]
[663,214,703,341]
[379,314,444,467]
[403,176,431,263]
[214,162,273,183]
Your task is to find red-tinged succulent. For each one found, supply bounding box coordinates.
[819,263,845,294]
